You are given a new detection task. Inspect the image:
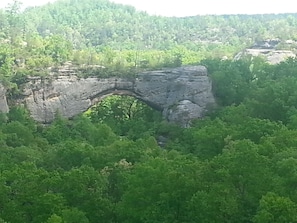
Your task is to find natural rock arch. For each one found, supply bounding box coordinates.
[0,65,215,126]
[90,89,162,112]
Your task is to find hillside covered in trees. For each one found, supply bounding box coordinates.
[1,0,297,222]
[1,0,297,83]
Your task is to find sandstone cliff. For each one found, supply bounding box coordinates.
[0,65,215,126]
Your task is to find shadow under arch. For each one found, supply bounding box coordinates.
[85,89,163,139]
[89,89,163,112]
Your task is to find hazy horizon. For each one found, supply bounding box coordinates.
[0,0,296,17]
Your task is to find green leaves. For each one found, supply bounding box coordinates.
[87,95,162,139]
[118,153,201,223]
[44,35,73,63]
[2,1,297,222]
[204,59,254,106]
[253,192,297,223]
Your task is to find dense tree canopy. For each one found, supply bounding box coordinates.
[2,0,297,222]
[1,0,297,88]
[1,56,297,222]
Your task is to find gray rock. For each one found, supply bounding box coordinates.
[241,49,295,64]
[4,65,216,126]
[166,100,204,127]
[0,85,9,113]
[234,39,296,64]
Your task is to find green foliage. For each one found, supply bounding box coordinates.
[0,44,14,86]
[46,214,63,223]
[21,0,297,55]
[7,106,36,131]
[44,35,73,63]
[61,208,89,223]
[203,58,297,125]
[117,153,201,223]
[2,0,297,86]
[247,61,297,123]
[87,95,162,139]
[203,58,254,106]
[253,192,297,223]
[3,121,34,147]
[2,1,297,222]
[2,46,297,223]
[0,97,297,223]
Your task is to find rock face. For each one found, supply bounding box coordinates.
[234,39,296,64]
[0,85,9,113]
[235,49,296,64]
[1,65,216,126]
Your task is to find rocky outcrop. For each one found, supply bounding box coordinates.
[235,49,296,64]
[2,65,216,126]
[234,39,296,64]
[0,85,9,113]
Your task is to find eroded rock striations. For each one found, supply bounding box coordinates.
[0,65,215,126]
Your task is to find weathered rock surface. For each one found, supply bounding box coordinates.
[0,85,9,113]
[1,65,216,126]
[234,39,296,64]
[235,49,296,64]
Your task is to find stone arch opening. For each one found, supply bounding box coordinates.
[86,90,162,122]
[88,89,163,112]
[85,92,163,138]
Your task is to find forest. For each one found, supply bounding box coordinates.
[1,0,297,222]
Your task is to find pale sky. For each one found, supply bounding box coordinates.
[0,0,296,17]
